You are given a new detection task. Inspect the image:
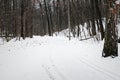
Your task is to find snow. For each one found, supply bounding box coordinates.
[118,24,120,37]
[116,0,120,4]
[0,32,120,80]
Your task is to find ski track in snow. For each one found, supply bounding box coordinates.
[49,56,71,80]
[41,52,70,80]
[72,55,119,80]
[42,65,55,80]
[50,50,120,80]
[0,36,120,80]
[42,63,69,80]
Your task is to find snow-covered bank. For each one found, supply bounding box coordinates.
[0,35,120,80]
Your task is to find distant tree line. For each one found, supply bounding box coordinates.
[0,0,119,57]
[0,0,33,40]
[0,0,106,40]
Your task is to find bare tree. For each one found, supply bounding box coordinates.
[102,0,118,57]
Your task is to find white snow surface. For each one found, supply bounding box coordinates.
[116,0,120,4]
[0,32,120,80]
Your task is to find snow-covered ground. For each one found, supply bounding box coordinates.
[0,32,120,80]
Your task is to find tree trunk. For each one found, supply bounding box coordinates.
[68,0,71,40]
[102,1,118,58]
[95,0,104,40]
[44,0,52,36]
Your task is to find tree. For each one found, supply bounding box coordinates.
[102,0,118,57]
[94,0,104,40]
[67,0,71,40]
[44,0,52,36]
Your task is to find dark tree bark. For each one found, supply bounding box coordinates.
[95,0,104,40]
[90,0,96,36]
[21,0,26,39]
[44,0,52,36]
[67,0,71,40]
[102,0,118,58]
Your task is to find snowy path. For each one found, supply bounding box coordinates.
[0,36,120,80]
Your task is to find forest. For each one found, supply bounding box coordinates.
[0,0,120,58]
[1,0,120,80]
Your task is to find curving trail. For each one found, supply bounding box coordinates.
[0,36,120,80]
